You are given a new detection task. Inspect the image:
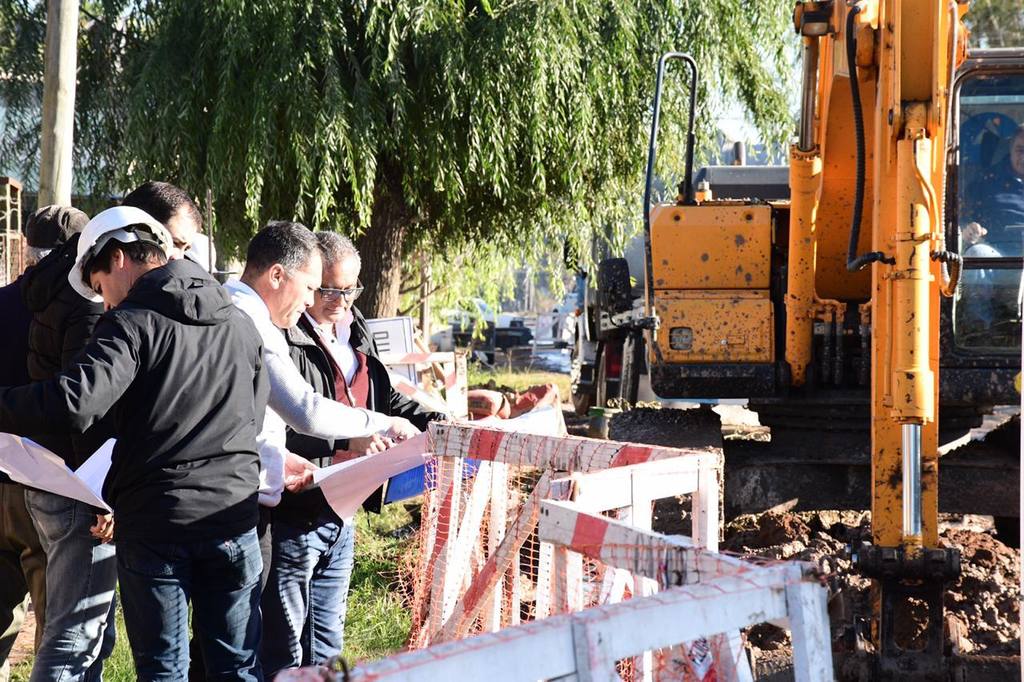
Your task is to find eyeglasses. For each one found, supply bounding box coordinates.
[317,282,363,303]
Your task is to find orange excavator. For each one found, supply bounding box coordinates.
[578,1,1023,678]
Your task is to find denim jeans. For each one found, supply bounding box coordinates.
[259,512,355,677]
[187,507,272,682]
[117,528,262,682]
[25,491,117,682]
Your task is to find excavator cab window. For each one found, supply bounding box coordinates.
[953,69,1024,353]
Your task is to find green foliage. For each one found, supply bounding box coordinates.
[344,506,418,663]
[0,0,794,313]
[466,363,572,398]
[964,0,1024,49]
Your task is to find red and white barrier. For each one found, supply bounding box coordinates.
[336,420,832,682]
[427,421,721,474]
[347,565,831,682]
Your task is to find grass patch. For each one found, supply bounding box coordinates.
[467,364,571,398]
[11,505,422,676]
[343,504,419,663]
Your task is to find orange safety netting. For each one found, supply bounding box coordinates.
[391,421,771,680]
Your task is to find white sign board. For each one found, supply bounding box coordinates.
[367,316,417,382]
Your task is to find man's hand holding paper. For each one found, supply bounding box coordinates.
[384,416,419,442]
[315,432,431,520]
[283,451,317,493]
[333,434,393,465]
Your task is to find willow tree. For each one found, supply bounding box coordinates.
[965,0,1024,48]
[0,0,793,316]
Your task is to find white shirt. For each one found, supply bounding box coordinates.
[226,280,392,506]
[304,312,359,384]
[187,234,216,272]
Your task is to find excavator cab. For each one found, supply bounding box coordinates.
[950,54,1024,359]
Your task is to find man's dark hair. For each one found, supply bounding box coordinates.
[122,181,202,229]
[244,221,318,275]
[84,237,168,289]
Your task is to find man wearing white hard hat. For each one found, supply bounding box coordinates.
[0,206,269,680]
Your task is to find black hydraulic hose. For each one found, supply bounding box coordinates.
[931,248,962,297]
[834,308,845,386]
[845,6,893,272]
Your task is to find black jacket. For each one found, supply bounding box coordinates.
[0,277,31,388]
[21,234,109,468]
[277,309,443,525]
[0,277,31,487]
[0,259,269,542]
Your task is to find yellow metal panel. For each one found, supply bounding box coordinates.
[653,290,773,363]
[649,204,772,290]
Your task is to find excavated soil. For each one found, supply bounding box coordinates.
[723,510,1020,657]
[606,405,1021,673]
[608,405,724,449]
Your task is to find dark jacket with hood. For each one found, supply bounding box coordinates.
[21,233,109,469]
[0,277,30,388]
[0,259,269,542]
[0,276,31,486]
[277,308,444,526]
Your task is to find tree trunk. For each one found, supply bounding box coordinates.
[38,0,79,206]
[357,166,413,319]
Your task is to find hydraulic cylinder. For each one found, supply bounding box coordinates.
[785,148,823,387]
[890,119,936,547]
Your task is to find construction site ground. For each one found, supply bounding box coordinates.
[598,402,1022,679]
[9,369,1016,678]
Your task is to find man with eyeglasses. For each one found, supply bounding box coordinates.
[223,223,418,581]
[259,231,444,675]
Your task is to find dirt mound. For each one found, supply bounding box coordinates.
[609,406,722,449]
[724,511,1020,656]
[942,528,1020,653]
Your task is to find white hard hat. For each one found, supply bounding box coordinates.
[68,206,173,302]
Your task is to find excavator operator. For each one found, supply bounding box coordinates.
[962,125,1024,256]
[958,124,1024,336]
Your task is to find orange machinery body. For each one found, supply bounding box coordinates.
[647,0,965,551]
[640,1,1024,674]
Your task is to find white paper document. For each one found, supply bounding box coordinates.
[0,433,113,510]
[313,406,567,520]
[314,432,432,520]
[74,439,115,504]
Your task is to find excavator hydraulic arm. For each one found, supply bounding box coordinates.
[788,0,969,677]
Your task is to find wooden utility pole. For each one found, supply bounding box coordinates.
[419,251,431,340]
[38,0,79,207]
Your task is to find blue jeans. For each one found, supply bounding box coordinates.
[25,491,117,682]
[260,513,355,677]
[117,529,262,682]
